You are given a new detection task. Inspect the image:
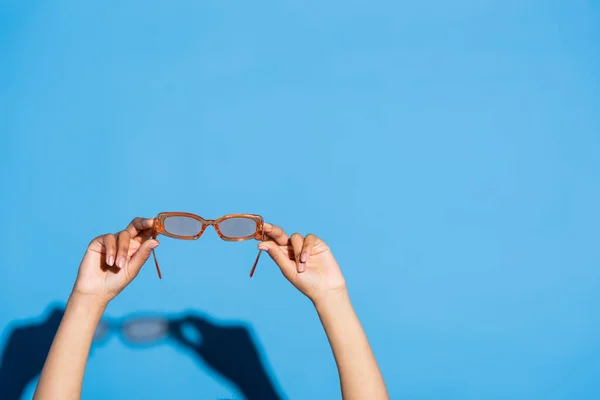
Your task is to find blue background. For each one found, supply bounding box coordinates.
[1,1,599,398]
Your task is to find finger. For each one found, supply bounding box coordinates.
[89,234,118,264]
[263,223,289,246]
[290,233,306,273]
[125,217,155,238]
[127,238,160,278]
[300,233,318,265]
[115,230,132,269]
[133,228,154,244]
[88,234,110,253]
[258,241,296,278]
[103,234,118,266]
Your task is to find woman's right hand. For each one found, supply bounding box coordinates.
[258,223,347,306]
[72,217,159,305]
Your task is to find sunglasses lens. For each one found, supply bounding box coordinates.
[219,217,257,238]
[163,216,202,237]
[122,318,169,344]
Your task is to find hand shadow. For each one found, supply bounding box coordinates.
[170,314,283,400]
[0,307,284,400]
[0,306,65,400]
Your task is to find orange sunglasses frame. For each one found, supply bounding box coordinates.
[150,212,265,279]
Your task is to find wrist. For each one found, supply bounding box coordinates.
[313,287,351,315]
[67,292,108,316]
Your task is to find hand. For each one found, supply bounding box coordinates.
[72,217,159,305]
[258,223,347,306]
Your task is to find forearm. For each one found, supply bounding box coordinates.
[315,290,388,400]
[34,293,106,400]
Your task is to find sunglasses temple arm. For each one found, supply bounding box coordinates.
[249,249,262,278]
[152,249,162,279]
[150,221,163,279]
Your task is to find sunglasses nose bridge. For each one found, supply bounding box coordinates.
[203,220,219,236]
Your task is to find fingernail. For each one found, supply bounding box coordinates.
[108,256,115,266]
[300,253,308,263]
[150,240,159,249]
[298,263,306,273]
[117,256,125,268]
[258,245,268,252]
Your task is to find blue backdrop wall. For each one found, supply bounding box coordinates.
[1,1,599,399]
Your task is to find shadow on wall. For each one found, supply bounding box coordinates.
[0,304,283,400]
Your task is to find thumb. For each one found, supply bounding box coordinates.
[258,241,295,278]
[128,239,160,278]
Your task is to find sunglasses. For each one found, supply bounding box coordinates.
[150,212,265,279]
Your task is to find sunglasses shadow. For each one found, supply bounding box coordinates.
[0,304,284,400]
